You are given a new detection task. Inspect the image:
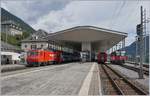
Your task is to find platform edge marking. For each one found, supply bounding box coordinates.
[78,63,95,96]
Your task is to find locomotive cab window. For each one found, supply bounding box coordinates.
[116,51,121,56]
[121,51,126,56]
[28,51,38,56]
[111,52,116,56]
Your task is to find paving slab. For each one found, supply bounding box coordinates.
[88,63,101,95]
[1,62,93,95]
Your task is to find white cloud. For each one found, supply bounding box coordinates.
[32,1,120,32]
[1,0,70,24]
[2,0,150,46]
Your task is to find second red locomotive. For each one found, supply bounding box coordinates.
[97,52,107,64]
[110,50,127,64]
[97,50,127,65]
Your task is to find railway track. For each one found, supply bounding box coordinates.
[99,64,148,95]
[126,61,149,68]
[120,64,149,76]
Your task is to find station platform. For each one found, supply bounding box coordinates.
[1,64,26,72]
[1,62,101,95]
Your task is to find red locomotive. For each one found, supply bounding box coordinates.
[26,50,63,66]
[110,50,127,64]
[97,52,107,64]
[26,49,80,67]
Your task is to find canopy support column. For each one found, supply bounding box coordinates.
[81,42,92,61]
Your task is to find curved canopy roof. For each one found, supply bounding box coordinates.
[46,26,127,52]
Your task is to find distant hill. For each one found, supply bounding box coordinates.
[1,8,35,33]
[124,36,149,63]
[1,8,36,47]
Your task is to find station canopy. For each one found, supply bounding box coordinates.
[46,26,127,52]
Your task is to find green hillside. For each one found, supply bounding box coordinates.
[1,32,30,47]
[1,8,35,47]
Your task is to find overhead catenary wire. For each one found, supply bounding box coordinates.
[109,1,126,29]
[122,0,140,30]
[108,1,120,28]
[112,1,141,47]
[108,1,126,51]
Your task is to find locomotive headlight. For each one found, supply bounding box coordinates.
[50,54,54,57]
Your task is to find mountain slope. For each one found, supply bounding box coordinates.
[1,8,35,33]
[124,36,149,63]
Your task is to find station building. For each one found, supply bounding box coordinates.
[1,20,23,36]
[21,29,75,53]
[21,29,49,51]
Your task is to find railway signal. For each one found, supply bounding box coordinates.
[136,24,142,36]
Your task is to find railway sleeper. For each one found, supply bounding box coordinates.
[120,64,149,75]
[106,65,148,95]
[101,65,124,95]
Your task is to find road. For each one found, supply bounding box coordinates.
[1,62,93,95]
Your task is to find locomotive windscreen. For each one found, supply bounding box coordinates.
[28,51,38,56]
[116,50,126,56]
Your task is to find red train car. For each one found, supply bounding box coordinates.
[110,50,127,64]
[97,52,107,64]
[26,50,63,66]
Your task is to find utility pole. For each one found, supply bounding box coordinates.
[135,36,138,67]
[137,6,144,79]
[143,9,147,63]
[6,27,7,43]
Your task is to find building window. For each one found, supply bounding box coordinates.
[32,35,38,40]
[34,36,38,40]
[24,45,27,48]
[41,44,44,48]
[31,45,37,49]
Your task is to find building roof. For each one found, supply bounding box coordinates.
[47,26,127,37]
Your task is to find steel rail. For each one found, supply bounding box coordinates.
[120,64,149,75]
[126,61,149,68]
[105,64,148,95]
[101,64,124,95]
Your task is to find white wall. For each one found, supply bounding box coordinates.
[21,42,48,51]
[10,28,22,36]
[81,42,91,51]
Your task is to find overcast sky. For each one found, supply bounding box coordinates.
[1,0,150,46]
